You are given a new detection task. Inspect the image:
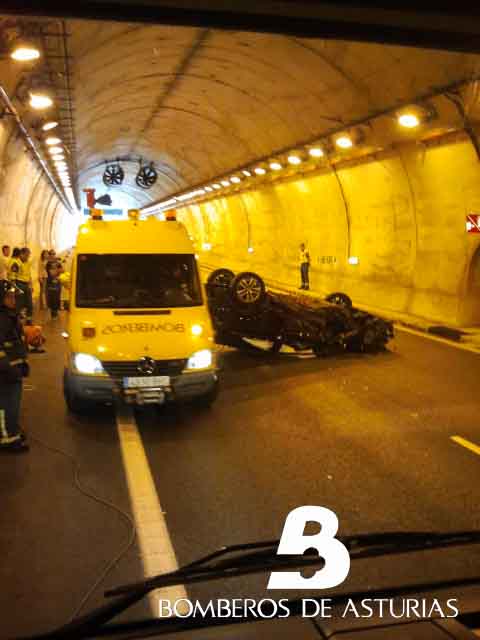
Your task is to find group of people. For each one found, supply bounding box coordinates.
[0,244,69,454]
[0,245,66,321]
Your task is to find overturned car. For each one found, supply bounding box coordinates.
[205,269,394,355]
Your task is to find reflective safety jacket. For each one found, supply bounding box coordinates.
[16,259,32,284]
[0,307,28,384]
[8,258,20,281]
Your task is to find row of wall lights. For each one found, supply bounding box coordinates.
[154,109,423,212]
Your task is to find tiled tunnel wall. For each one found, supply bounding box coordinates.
[179,135,480,326]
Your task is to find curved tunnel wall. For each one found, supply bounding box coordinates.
[0,118,74,277]
[178,133,480,326]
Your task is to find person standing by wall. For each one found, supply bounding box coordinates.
[0,245,10,280]
[46,257,62,319]
[0,280,29,453]
[8,247,21,282]
[16,248,33,324]
[299,242,311,290]
[38,249,49,310]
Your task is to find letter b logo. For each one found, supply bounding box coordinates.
[267,506,350,589]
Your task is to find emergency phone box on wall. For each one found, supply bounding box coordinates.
[63,210,218,412]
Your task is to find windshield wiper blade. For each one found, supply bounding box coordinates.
[106,529,480,597]
[15,530,480,640]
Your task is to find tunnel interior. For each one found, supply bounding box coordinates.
[1,15,480,325]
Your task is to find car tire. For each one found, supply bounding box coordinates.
[206,269,235,303]
[192,385,219,410]
[325,292,353,309]
[230,271,266,309]
[63,371,92,414]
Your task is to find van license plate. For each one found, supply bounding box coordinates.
[123,376,170,389]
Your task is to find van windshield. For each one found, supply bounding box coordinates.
[76,253,203,308]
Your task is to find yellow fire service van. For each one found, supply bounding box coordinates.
[63,211,218,412]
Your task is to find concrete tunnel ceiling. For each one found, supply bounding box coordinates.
[68,19,480,207]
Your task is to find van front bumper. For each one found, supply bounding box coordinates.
[64,369,218,405]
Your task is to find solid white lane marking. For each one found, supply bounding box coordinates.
[115,404,187,611]
[451,435,480,457]
[396,325,480,354]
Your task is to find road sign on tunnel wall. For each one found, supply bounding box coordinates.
[466,214,480,233]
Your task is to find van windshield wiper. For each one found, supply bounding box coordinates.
[16,530,480,640]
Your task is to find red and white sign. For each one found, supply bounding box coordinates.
[466,214,480,233]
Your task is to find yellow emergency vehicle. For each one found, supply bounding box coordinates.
[63,210,218,412]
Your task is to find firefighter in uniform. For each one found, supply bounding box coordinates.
[0,280,29,453]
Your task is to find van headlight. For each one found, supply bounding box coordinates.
[185,349,213,371]
[73,353,105,375]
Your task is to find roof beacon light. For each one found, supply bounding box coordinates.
[128,209,141,220]
[90,208,103,220]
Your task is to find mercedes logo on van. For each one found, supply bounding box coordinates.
[138,356,156,375]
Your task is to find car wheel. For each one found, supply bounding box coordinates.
[191,385,219,410]
[206,269,235,303]
[63,371,92,414]
[325,292,353,309]
[230,271,266,309]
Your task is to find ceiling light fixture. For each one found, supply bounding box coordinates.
[45,136,61,146]
[288,155,301,165]
[398,113,420,128]
[48,146,63,155]
[270,162,282,170]
[29,91,53,110]
[336,135,353,149]
[242,170,252,177]
[254,167,266,175]
[309,147,324,158]
[221,180,230,187]
[10,39,41,62]
[230,176,241,184]
[42,120,58,131]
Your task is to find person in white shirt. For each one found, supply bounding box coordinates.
[0,245,10,280]
[299,242,311,290]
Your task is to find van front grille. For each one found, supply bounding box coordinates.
[101,359,187,379]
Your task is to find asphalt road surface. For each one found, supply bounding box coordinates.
[2,311,480,638]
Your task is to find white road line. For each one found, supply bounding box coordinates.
[451,435,480,457]
[395,325,480,354]
[115,404,187,612]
